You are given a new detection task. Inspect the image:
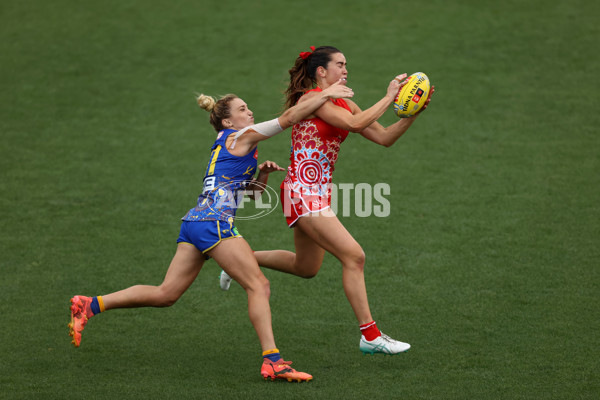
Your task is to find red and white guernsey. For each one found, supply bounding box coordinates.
[281,87,351,226]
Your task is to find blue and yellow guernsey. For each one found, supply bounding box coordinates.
[182,129,258,222]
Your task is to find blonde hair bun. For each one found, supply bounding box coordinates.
[197,94,216,112]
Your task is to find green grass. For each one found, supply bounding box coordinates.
[1,0,599,398]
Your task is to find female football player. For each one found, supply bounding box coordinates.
[222,45,433,356]
[68,80,353,382]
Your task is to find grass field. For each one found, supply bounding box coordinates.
[1,0,599,399]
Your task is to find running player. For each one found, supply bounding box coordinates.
[221,46,434,356]
[68,80,353,382]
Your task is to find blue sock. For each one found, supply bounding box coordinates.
[90,297,101,315]
[262,349,281,362]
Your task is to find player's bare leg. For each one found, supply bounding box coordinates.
[69,242,205,347]
[209,238,312,381]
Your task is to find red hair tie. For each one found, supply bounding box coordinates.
[299,46,316,60]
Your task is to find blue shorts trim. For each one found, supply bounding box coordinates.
[177,220,241,254]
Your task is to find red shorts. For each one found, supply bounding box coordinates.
[280,186,331,227]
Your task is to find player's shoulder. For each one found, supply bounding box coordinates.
[341,98,359,112]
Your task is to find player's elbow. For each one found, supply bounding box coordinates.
[381,139,394,148]
[348,117,374,133]
[347,121,366,133]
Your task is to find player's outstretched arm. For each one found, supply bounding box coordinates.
[359,85,435,147]
[229,80,353,156]
[278,79,354,129]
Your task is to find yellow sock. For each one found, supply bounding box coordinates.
[97,295,105,312]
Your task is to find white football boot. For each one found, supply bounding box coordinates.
[219,270,232,291]
[359,333,411,355]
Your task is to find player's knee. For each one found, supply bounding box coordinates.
[343,248,366,272]
[156,286,181,307]
[298,268,319,279]
[248,275,271,298]
[293,261,321,279]
[261,276,271,298]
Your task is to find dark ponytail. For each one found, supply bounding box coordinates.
[284,46,341,109]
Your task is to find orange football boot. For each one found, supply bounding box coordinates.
[68,295,93,347]
[261,358,313,382]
